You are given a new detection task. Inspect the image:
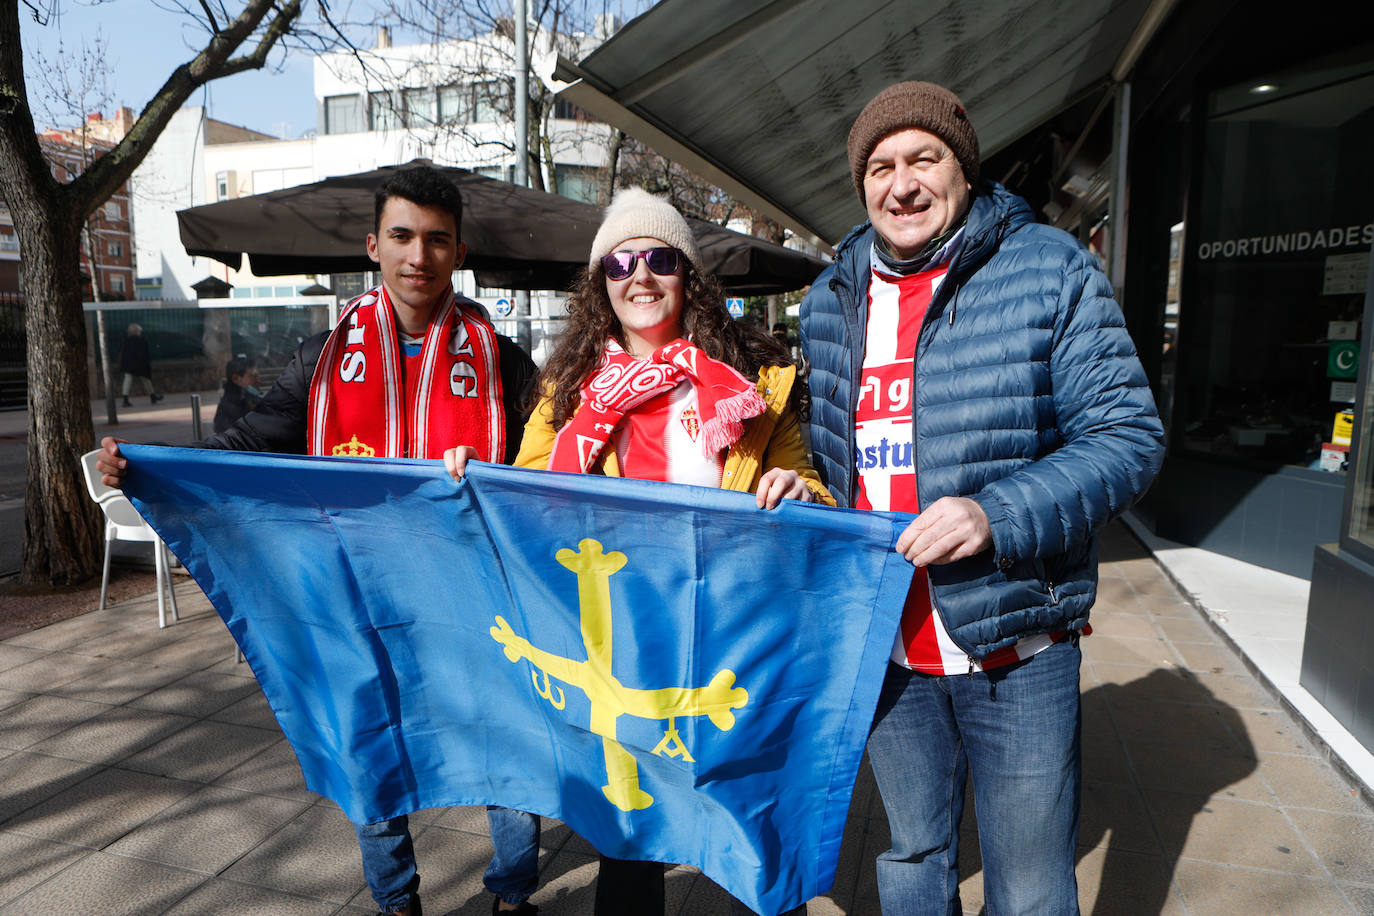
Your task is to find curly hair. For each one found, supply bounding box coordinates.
[535,259,805,430]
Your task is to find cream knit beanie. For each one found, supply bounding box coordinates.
[587,188,704,273]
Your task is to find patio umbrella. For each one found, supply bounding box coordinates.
[177,161,828,294]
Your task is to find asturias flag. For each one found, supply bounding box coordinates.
[121,445,912,915]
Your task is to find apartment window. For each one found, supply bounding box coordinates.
[110,274,126,295]
[472,79,512,123]
[108,240,123,258]
[216,172,230,201]
[438,83,468,124]
[403,88,436,128]
[104,201,120,220]
[369,91,400,131]
[324,94,364,134]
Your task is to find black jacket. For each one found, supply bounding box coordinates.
[196,329,537,464]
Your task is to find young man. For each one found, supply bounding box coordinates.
[211,354,262,433]
[800,82,1165,914]
[99,165,540,916]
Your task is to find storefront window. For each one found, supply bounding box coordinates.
[1178,58,1373,470]
[1349,259,1374,555]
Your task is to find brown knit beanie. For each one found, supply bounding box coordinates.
[847,81,980,201]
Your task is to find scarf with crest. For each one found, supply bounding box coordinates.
[307,285,504,462]
[547,338,766,474]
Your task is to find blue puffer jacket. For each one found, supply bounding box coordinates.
[801,183,1164,659]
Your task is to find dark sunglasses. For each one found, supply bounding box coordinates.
[600,246,681,281]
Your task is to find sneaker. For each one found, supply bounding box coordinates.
[151,393,164,403]
[121,397,132,407]
[491,897,538,915]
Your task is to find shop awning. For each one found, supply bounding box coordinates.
[554,0,1169,246]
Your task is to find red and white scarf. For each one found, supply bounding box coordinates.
[547,338,765,474]
[307,285,504,461]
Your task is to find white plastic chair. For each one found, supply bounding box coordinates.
[80,448,180,628]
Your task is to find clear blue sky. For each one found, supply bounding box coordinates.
[19,0,651,141]
[19,1,353,139]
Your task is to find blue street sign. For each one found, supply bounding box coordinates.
[726,297,745,318]
[495,297,514,317]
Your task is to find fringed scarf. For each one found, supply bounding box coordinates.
[307,285,504,462]
[547,338,765,474]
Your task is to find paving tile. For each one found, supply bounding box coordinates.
[1085,660,1177,690]
[220,804,368,904]
[1102,693,1248,751]
[1232,707,1322,756]
[106,785,311,873]
[209,688,282,731]
[0,651,117,692]
[0,849,205,915]
[1153,615,1219,644]
[1143,596,1203,619]
[26,705,196,766]
[125,667,265,718]
[130,627,244,671]
[1079,782,1164,855]
[1286,808,1374,884]
[0,752,102,825]
[1187,670,1281,711]
[0,693,111,751]
[0,687,30,712]
[1125,736,1268,802]
[1072,845,1184,915]
[74,624,181,661]
[1257,752,1372,814]
[2,767,201,848]
[1340,882,1374,914]
[161,879,341,915]
[2,612,127,652]
[212,739,317,803]
[0,830,90,906]
[1082,635,1177,668]
[1089,613,1161,641]
[119,719,282,782]
[1172,641,1250,677]
[1171,859,1358,916]
[50,656,193,705]
[1145,792,1322,875]
[0,643,48,674]
[521,848,597,915]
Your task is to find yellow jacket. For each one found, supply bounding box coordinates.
[514,364,835,505]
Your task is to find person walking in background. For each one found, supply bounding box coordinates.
[801,81,1165,914]
[445,188,829,916]
[117,322,162,406]
[212,354,263,433]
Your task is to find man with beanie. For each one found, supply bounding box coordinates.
[800,82,1165,913]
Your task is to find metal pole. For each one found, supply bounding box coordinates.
[190,393,203,440]
[513,0,533,353]
[1108,81,1132,302]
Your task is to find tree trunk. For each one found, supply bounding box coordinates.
[600,129,624,206]
[19,212,103,586]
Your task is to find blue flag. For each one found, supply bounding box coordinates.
[122,445,912,915]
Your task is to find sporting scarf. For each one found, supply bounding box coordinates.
[547,338,766,474]
[307,285,504,462]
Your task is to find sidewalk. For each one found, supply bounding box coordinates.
[2,401,1373,912]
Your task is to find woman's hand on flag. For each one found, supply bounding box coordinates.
[756,467,814,509]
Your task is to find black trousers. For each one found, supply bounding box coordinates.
[593,855,806,915]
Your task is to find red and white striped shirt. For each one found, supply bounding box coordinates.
[858,262,1072,674]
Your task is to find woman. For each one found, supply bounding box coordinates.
[446,188,826,915]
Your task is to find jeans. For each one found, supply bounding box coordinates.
[865,639,1082,916]
[355,806,539,911]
